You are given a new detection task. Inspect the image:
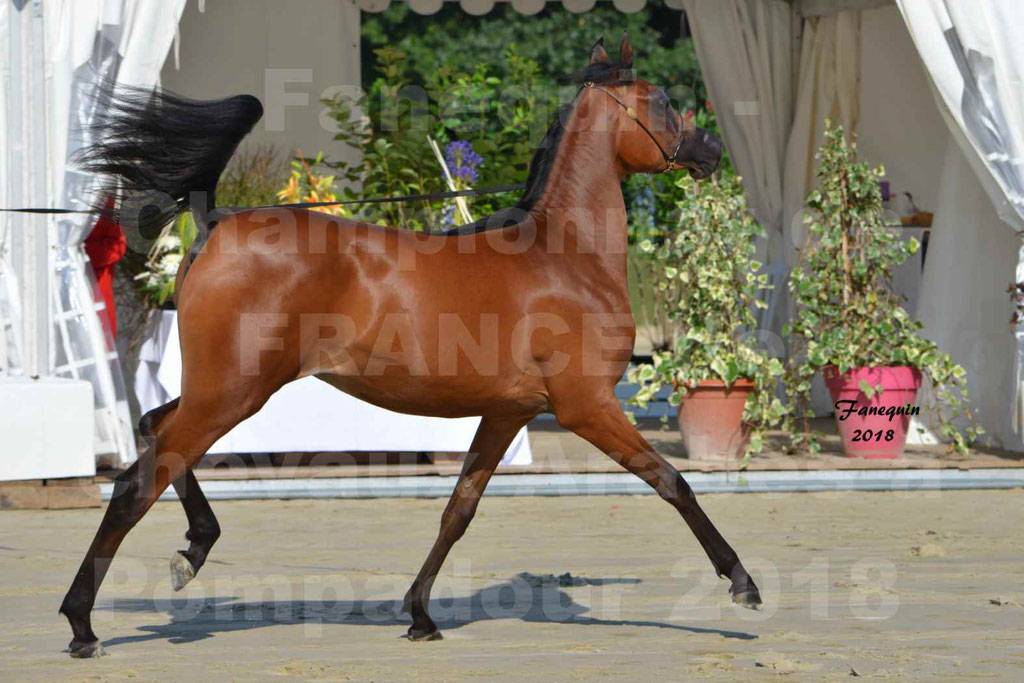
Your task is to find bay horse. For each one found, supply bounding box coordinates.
[60,36,760,658]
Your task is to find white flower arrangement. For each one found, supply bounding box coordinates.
[134,214,195,308]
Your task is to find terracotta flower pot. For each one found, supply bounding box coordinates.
[676,379,754,460]
[823,365,922,459]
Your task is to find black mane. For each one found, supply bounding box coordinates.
[517,60,634,213]
[444,61,634,235]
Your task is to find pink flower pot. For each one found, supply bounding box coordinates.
[823,366,922,459]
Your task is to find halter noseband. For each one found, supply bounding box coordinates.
[582,81,687,173]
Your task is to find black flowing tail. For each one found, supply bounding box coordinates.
[76,85,263,238]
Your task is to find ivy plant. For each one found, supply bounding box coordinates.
[783,122,982,454]
[628,175,787,457]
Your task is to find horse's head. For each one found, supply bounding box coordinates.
[578,35,723,180]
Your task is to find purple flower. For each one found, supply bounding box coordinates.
[445,140,483,185]
[440,201,457,231]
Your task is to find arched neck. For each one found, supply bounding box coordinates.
[527,119,628,257]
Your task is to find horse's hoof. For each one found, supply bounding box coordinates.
[732,588,763,610]
[406,626,443,642]
[69,640,106,658]
[170,551,196,592]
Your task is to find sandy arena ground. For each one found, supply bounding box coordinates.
[1,490,1023,680]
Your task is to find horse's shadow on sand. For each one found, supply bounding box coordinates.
[96,572,756,650]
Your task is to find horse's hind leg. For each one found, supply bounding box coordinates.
[60,390,273,658]
[169,471,220,591]
[556,398,761,608]
[403,415,531,641]
[140,399,221,591]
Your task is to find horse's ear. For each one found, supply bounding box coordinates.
[589,37,609,65]
[619,33,634,68]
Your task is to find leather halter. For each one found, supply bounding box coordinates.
[582,81,687,172]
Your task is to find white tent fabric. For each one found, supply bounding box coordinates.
[0,2,19,377]
[781,10,861,270]
[895,0,1024,230]
[682,2,862,287]
[47,0,187,467]
[781,10,862,415]
[895,0,1024,442]
[914,139,1020,448]
[0,0,186,467]
[682,0,793,245]
[0,1,32,380]
[685,2,863,411]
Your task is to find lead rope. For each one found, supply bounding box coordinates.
[0,183,526,216]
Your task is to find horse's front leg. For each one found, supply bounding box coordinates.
[555,397,762,607]
[403,415,531,641]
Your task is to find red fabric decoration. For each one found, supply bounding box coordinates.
[84,210,126,339]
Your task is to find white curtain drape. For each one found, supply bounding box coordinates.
[0,1,25,378]
[45,0,187,466]
[781,9,862,415]
[781,10,861,270]
[914,139,1021,448]
[685,3,865,411]
[895,1,1024,230]
[682,0,793,241]
[896,0,1024,443]
[682,2,862,300]
[0,0,186,466]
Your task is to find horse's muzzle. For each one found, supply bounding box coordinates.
[688,129,723,179]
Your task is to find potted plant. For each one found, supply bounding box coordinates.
[624,174,687,354]
[629,175,787,460]
[784,123,981,457]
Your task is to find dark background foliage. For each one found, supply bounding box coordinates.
[361,3,704,107]
[341,3,717,231]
